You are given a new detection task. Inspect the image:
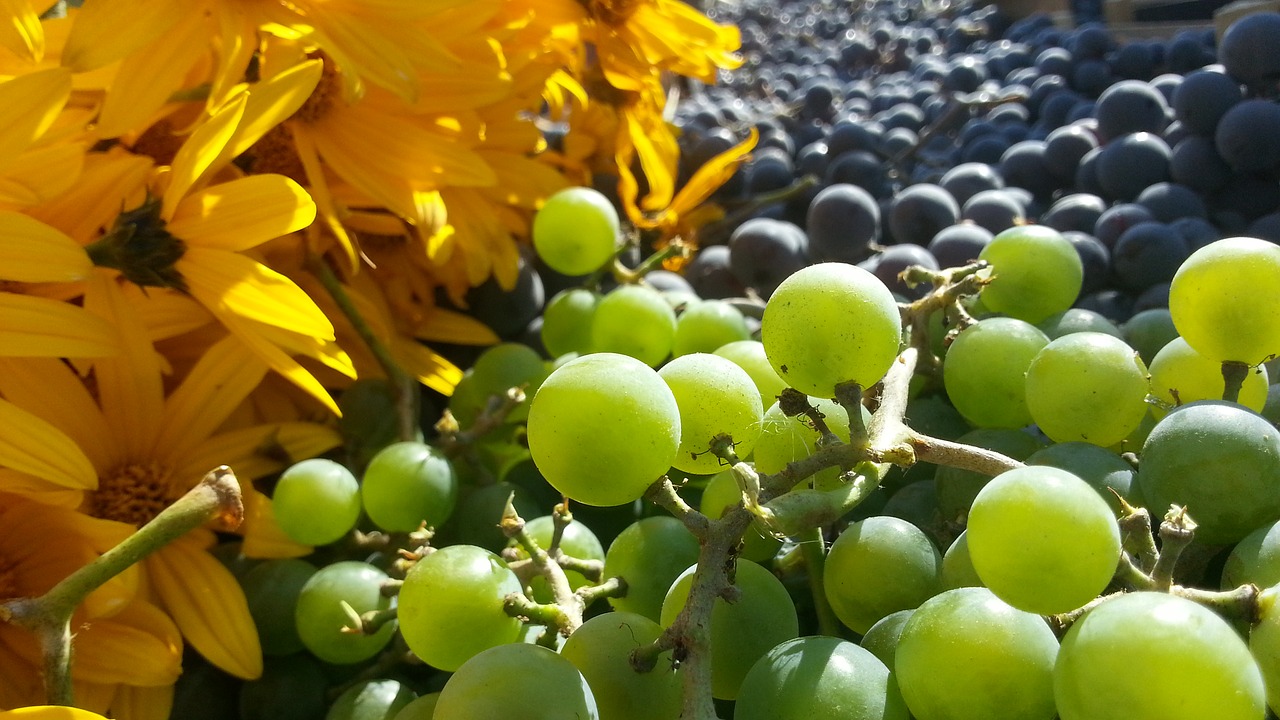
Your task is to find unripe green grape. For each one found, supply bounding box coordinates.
[325,679,416,720]
[672,299,751,357]
[978,225,1083,324]
[734,636,910,720]
[752,397,856,491]
[591,285,677,367]
[295,562,396,665]
[467,342,549,423]
[761,263,903,398]
[435,643,599,719]
[935,427,1045,521]
[361,441,458,533]
[560,612,681,720]
[1058,592,1265,720]
[659,353,763,473]
[507,515,604,602]
[1036,308,1123,340]
[240,558,316,656]
[542,288,601,358]
[940,530,983,590]
[603,516,700,621]
[896,587,1058,720]
[943,317,1049,428]
[824,516,943,634]
[1025,332,1149,446]
[445,481,540,553]
[967,466,1120,615]
[700,469,782,562]
[1169,236,1280,365]
[527,353,681,506]
[390,694,438,720]
[396,544,524,672]
[1148,336,1269,416]
[1223,519,1280,590]
[1122,307,1178,364]
[272,459,361,546]
[1139,401,1280,544]
[660,560,800,700]
[532,186,619,276]
[714,339,788,407]
[1026,441,1141,514]
[1250,585,1280,714]
[239,654,328,720]
[860,608,916,671]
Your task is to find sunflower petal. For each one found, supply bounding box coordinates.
[71,601,183,686]
[109,683,175,720]
[156,335,268,464]
[670,128,757,217]
[0,139,89,207]
[179,249,335,340]
[0,67,71,171]
[210,320,341,416]
[60,0,183,70]
[414,308,500,345]
[168,175,316,253]
[0,210,92,282]
[224,59,323,160]
[0,293,121,358]
[177,422,342,485]
[0,398,97,489]
[0,637,41,709]
[147,538,262,680]
[392,336,462,395]
[163,93,247,220]
[0,356,115,476]
[0,0,41,62]
[240,486,311,559]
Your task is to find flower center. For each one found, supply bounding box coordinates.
[242,124,308,184]
[292,56,343,124]
[85,197,189,291]
[131,118,187,167]
[91,462,173,527]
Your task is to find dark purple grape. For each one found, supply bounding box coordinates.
[929,223,994,268]
[1172,69,1243,137]
[939,162,1005,205]
[745,149,795,194]
[875,244,940,299]
[1063,230,1111,295]
[826,120,882,156]
[728,218,809,298]
[1214,99,1280,174]
[962,189,1026,234]
[825,150,889,197]
[889,184,961,247]
[1043,123,1099,182]
[1133,282,1171,313]
[1075,289,1135,323]
[805,183,881,264]
[999,140,1059,199]
[1170,216,1220,252]
[1036,47,1073,77]
[1170,135,1234,195]
[1094,203,1156,249]
[1212,173,1280,221]
[1111,222,1190,292]
[685,245,745,300]
[1135,182,1207,222]
[1094,80,1170,142]
[1042,193,1107,233]
[1095,132,1172,201]
[1220,12,1280,97]
[960,134,1012,164]
[1072,59,1114,98]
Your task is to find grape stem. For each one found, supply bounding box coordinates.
[645,477,711,541]
[306,252,418,441]
[1221,361,1251,404]
[798,527,842,637]
[1116,497,1159,573]
[0,467,243,706]
[436,387,526,461]
[1150,505,1198,591]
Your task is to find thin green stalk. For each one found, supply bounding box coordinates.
[799,528,841,637]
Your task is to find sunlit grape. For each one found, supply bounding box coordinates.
[532,186,619,276]
[1169,236,1280,365]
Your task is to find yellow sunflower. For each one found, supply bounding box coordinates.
[0,274,342,701]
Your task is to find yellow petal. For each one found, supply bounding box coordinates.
[109,683,174,720]
[71,601,183,687]
[177,422,342,485]
[0,641,41,709]
[118,283,212,342]
[162,93,247,220]
[147,538,263,680]
[0,468,84,507]
[670,128,758,218]
[68,682,116,717]
[0,210,91,282]
[625,109,677,212]
[0,292,121,358]
[0,139,89,207]
[0,0,42,62]
[224,59,323,160]
[83,272,164,461]
[94,11,210,139]
[392,335,462,395]
[22,148,152,244]
[0,67,71,171]
[60,0,184,72]
[414,308,500,345]
[210,318,341,415]
[0,398,97,489]
[240,486,311,559]
[179,249,335,340]
[155,335,268,464]
[168,175,316,253]
[0,356,115,476]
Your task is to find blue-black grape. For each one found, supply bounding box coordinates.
[1094,79,1169,141]
[806,183,881,263]
[729,218,809,298]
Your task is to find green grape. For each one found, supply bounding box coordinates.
[940,530,983,590]
[672,299,751,357]
[272,458,361,546]
[391,694,439,720]
[659,353,763,473]
[591,284,678,367]
[1148,336,1269,416]
[295,562,396,665]
[904,394,971,441]
[1250,586,1280,714]
[967,466,1120,615]
[527,353,681,506]
[467,342,549,423]
[978,224,1083,324]
[942,317,1049,429]
[603,516,701,621]
[239,558,317,656]
[559,612,681,720]
[1122,307,1179,364]
[339,378,408,473]
[1026,441,1141,514]
[361,441,458,533]
[734,636,910,720]
[880,480,943,544]
[753,397,858,491]
[1057,592,1265,720]
[447,369,483,429]
[701,469,782,562]
[1264,383,1280,425]
[396,544,524,672]
[714,339,789,407]
[326,680,416,720]
[1169,236,1280,365]
[824,516,942,634]
[1223,520,1280,590]
[239,654,329,720]
[1024,332,1150,446]
[896,587,1058,720]
[445,481,540,553]
[761,262,903,398]
[542,288,601,358]
[860,608,916,671]
[532,186,620,276]
[507,515,605,603]
[435,642,598,719]
[1139,401,1280,544]
[660,560,800,700]
[935,427,1045,522]
[1036,308,1124,340]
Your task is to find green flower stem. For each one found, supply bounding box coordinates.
[306,252,418,441]
[799,527,842,638]
[0,466,243,706]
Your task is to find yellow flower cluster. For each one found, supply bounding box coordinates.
[0,0,743,717]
